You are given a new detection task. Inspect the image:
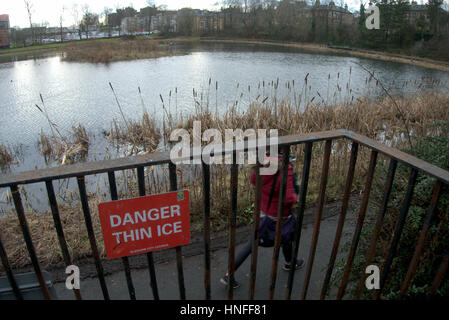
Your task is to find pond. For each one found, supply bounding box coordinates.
[0,41,448,180]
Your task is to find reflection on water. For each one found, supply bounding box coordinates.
[0,41,448,175]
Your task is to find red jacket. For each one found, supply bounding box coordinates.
[250,160,298,218]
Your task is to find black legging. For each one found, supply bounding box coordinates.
[233,238,293,272]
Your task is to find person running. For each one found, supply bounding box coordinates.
[220,154,305,288]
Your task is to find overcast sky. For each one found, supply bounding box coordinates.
[1,1,223,27]
[0,0,429,28]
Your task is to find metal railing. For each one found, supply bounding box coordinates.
[0,129,448,300]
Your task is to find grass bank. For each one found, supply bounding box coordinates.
[0,36,180,63]
[2,36,449,71]
[62,38,179,63]
[0,37,121,58]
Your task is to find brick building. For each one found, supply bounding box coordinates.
[0,14,10,48]
[192,10,224,34]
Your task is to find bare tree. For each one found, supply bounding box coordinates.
[59,6,65,42]
[144,0,157,32]
[124,17,138,34]
[81,4,99,39]
[103,7,113,37]
[178,8,194,36]
[81,4,90,39]
[24,0,34,44]
[72,4,82,40]
[113,5,124,36]
[222,0,245,9]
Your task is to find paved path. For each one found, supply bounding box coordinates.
[53,202,359,300]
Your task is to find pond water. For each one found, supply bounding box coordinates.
[0,41,448,179]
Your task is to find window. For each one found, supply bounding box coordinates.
[0,21,9,30]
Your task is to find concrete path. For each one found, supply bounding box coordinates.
[52,202,359,300]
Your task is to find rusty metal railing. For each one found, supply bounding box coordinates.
[0,129,448,300]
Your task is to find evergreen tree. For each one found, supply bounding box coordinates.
[428,0,444,36]
[359,3,366,44]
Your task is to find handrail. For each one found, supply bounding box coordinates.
[1,129,448,301]
[1,130,448,188]
[339,130,449,185]
[0,130,343,187]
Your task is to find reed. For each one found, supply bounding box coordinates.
[106,84,162,156]
[34,94,90,166]
[1,75,449,270]
[38,125,90,166]
[62,38,177,63]
[0,144,14,172]
[106,112,162,155]
[162,89,449,236]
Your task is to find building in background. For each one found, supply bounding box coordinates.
[121,16,139,34]
[193,10,224,34]
[121,15,151,34]
[150,12,178,33]
[312,0,354,26]
[0,14,10,48]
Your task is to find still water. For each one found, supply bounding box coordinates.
[1,42,449,174]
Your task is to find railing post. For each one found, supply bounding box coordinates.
[430,245,449,296]
[136,166,160,300]
[227,151,238,300]
[353,158,397,300]
[249,161,262,300]
[337,150,378,300]
[0,235,23,300]
[107,171,136,300]
[45,180,82,300]
[399,181,443,297]
[286,141,313,300]
[168,162,187,300]
[268,145,290,300]
[320,141,358,300]
[202,161,212,300]
[10,184,52,300]
[301,140,332,300]
[374,168,419,300]
[76,176,110,300]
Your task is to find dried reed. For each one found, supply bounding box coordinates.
[2,77,449,270]
[62,39,174,63]
[0,144,14,172]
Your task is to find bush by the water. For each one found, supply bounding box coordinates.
[335,121,449,299]
[62,38,172,63]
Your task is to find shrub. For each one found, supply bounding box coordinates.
[345,121,449,299]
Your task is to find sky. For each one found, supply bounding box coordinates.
[0,0,222,28]
[0,0,432,29]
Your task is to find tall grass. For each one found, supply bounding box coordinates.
[105,84,162,156]
[62,38,174,63]
[37,123,90,166]
[161,88,449,233]
[34,94,90,166]
[330,121,449,299]
[0,144,14,172]
[1,75,449,270]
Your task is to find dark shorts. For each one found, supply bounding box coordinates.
[258,213,296,247]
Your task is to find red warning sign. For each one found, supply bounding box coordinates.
[98,190,190,259]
